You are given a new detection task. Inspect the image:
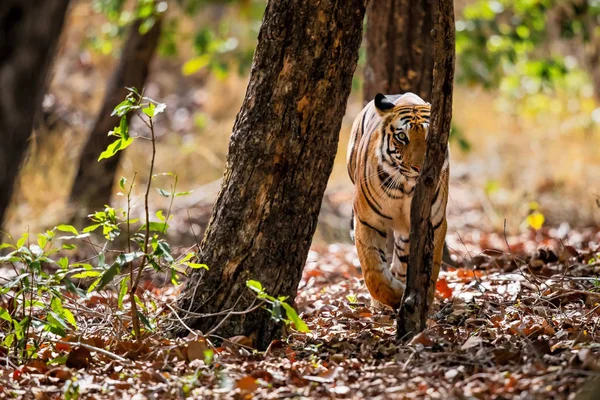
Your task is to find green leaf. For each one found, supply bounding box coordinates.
[246,280,263,293]
[51,297,64,315]
[56,224,79,236]
[16,233,28,249]
[95,263,120,291]
[142,102,156,118]
[0,307,12,323]
[58,257,69,270]
[48,355,68,365]
[3,333,14,348]
[37,233,49,249]
[119,177,127,191]
[156,210,165,221]
[182,55,210,76]
[115,251,145,266]
[156,188,171,197]
[47,312,68,336]
[82,224,102,233]
[62,308,77,329]
[139,222,169,232]
[71,270,101,279]
[175,190,193,197]
[118,277,130,309]
[119,115,129,140]
[137,311,154,332]
[98,137,134,161]
[64,279,87,298]
[125,86,140,96]
[62,244,77,250]
[0,243,14,250]
[111,98,135,117]
[186,263,208,270]
[280,302,310,333]
[154,241,173,263]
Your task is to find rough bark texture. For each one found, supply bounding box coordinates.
[397,0,455,339]
[364,0,455,267]
[174,0,367,350]
[363,0,434,103]
[0,0,71,228]
[69,18,162,224]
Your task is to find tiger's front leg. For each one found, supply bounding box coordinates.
[354,218,405,309]
[390,231,409,282]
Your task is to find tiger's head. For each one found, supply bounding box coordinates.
[374,93,430,179]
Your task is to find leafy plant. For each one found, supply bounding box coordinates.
[0,88,199,364]
[246,280,309,333]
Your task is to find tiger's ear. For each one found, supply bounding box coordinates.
[374,93,395,115]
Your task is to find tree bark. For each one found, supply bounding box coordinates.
[364,0,454,266]
[0,0,71,228]
[68,17,162,225]
[173,0,367,350]
[397,0,455,339]
[363,0,434,103]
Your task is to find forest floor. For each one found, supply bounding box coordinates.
[2,185,600,399]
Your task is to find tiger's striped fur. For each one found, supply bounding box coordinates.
[347,93,449,310]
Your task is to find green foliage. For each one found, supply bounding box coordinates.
[246,280,310,333]
[457,0,564,91]
[0,89,198,364]
[456,0,600,99]
[88,0,261,80]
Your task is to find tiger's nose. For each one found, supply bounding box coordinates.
[411,165,422,172]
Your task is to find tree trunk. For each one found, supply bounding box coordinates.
[364,0,454,266]
[397,0,455,339]
[68,17,162,225]
[363,0,434,103]
[0,0,71,228]
[173,0,367,350]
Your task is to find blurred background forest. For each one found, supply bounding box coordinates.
[7,0,600,247]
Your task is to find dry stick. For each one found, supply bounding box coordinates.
[397,0,455,340]
[206,299,264,336]
[164,303,200,339]
[49,339,132,365]
[502,219,543,296]
[130,112,157,339]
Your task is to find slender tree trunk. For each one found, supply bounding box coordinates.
[68,18,162,225]
[364,0,454,266]
[0,0,71,229]
[173,0,368,350]
[363,0,434,103]
[397,0,455,339]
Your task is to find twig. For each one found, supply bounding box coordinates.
[49,339,132,365]
[164,303,199,339]
[206,299,264,336]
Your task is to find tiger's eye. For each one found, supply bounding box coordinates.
[398,133,406,140]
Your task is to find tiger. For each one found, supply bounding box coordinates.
[346,92,449,310]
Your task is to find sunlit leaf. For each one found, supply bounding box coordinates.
[186,263,208,270]
[98,137,134,161]
[280,302,310,333]
[182,55,210,76]
[246,280,263,293]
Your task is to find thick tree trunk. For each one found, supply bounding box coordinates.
[0,0,71,228]
[397,0,455,339]
[173,0,367,350]
[363,0,434,103]
[68,18,162,225]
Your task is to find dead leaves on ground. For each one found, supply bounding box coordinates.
[2,228,600,399]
